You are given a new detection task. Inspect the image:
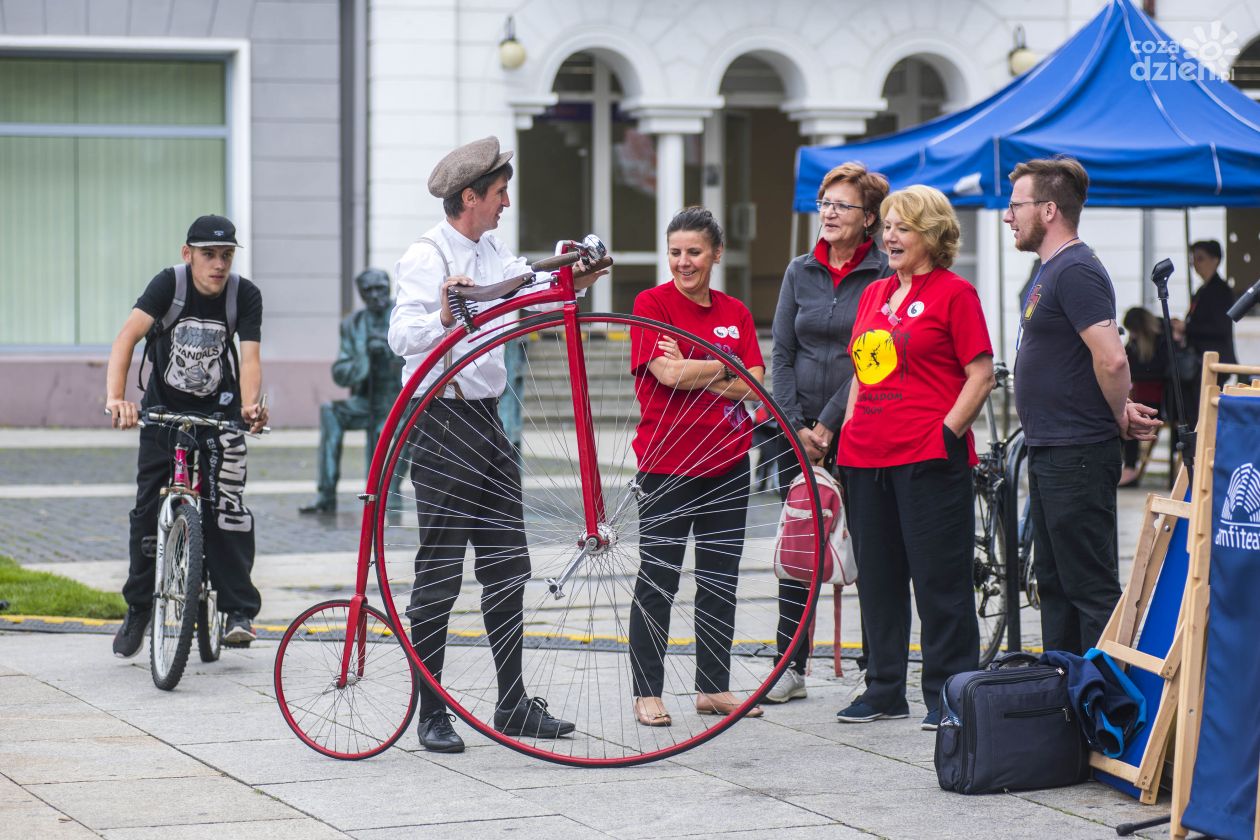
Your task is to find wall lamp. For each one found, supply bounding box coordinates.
[499,16,527,70]
[1008,25,1040,76]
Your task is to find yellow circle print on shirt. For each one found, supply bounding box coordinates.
[851,329,898,385]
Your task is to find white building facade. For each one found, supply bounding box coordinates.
[2,0,1257,425]
[368,0,1260,369]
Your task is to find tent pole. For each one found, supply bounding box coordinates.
[1184,208,1193,299]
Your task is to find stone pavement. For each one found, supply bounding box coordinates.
[0,428,1176,838]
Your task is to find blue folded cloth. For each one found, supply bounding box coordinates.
[1040,649,1147,758]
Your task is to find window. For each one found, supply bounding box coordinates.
[0,56,227,345]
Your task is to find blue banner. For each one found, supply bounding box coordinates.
[1182,394,1260,840]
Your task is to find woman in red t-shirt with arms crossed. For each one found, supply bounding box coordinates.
[835,185,995,731]
[627,207,766,727]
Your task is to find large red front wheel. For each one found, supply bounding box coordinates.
[274,599,418,759]
[372,312,824,766]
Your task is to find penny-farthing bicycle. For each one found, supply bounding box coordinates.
[273,236,825,766]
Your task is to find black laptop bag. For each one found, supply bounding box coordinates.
[935,652,1089,794]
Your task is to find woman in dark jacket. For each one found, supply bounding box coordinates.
[764,161,889,703]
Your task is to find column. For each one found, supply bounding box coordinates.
[655,132,685,282]
[591,63,613,313]
[624,101,719,287]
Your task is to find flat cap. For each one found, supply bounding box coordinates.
[428,136,514,199]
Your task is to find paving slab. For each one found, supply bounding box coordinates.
[28,775,300,830]
[785,785,1123,840]
[352,814,614,839]
[512,775,834,840]
[258,760,556,831]
[180,737,403,785]
[100,818,353,840]
[0,734,219,785]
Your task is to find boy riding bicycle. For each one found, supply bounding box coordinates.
[105,215,269,658]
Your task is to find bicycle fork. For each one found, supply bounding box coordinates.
[545,302,618,600]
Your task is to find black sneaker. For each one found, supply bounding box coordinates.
[112,605,151,658]
[835,699,910,723]
[417,711,465,753]
[223,612,256,646]
[493,696,575,739]
[921,708,942,731]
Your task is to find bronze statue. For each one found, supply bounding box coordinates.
[300,268,403,514]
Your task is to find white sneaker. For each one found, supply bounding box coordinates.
[765,669,807,704]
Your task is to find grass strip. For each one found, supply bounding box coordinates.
[0,555,126,619]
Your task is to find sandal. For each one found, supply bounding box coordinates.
[633,696,672,727]
[695,692,764,718]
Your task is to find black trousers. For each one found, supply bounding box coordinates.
[125,423,260,616]
[843,431,978,711]
[1027,438,1123,655]
[628,457,750,697]
[405,398,531,717]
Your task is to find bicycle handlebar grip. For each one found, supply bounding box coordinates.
[531,252,582,272]
[573,255,614,277]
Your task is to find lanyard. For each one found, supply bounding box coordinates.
[1015,238,1080,354]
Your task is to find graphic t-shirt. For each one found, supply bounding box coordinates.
[837,267,992,468]
[1014,244,1118,446]
[631,282,764,476]
[134,267,263,414]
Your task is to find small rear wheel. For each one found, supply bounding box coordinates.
[197,587,223,662]
[274,599,419,760]
[151,505,203,690]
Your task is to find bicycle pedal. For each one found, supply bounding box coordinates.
[222,639,252,649]
[140,536,158,559]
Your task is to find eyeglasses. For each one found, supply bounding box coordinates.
[816,200,864,215]
[1007,199,1049,213]
[880,302,901,328]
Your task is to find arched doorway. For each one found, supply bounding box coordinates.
[716,55,802,323]
[516,51,703,313]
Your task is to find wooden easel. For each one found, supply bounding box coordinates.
[1089,466,1190,804]
[1170,353,1260,839]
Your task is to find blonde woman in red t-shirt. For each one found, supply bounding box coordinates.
[835,185,996,731]
[627,207,766,727]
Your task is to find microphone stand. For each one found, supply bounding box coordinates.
[1150,258,1195,472]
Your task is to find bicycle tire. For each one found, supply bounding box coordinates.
[974,485,1007,668]
[371,311,822,767]
[151,504,203,691]
[274,599,419,760]
[197,587,223,662]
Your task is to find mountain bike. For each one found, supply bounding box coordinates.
[138,409,268,690]
[971,362,1037,666]
[273,236,825,766]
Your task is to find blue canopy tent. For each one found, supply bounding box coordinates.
[792,0,1260,211]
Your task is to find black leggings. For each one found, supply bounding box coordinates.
[628,457,750,696]
[405,398,532,717]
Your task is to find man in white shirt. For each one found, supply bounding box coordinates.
[388,136,576,753]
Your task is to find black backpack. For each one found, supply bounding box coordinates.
[137,263,241,394]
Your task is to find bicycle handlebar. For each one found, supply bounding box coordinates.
[103,408,270,436]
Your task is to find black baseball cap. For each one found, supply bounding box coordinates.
[186,214,242,248]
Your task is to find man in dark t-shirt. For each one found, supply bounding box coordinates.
[105,215,270,659]
[1006,158,1160,654]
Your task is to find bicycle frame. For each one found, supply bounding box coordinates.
[154,437,200,601]
[337,245,597,689]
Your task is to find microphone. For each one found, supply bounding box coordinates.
[1227,276,1260,322]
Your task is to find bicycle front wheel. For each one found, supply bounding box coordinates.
[151,504,203,690]
[372,312,822,766]
[274,599,419,759]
